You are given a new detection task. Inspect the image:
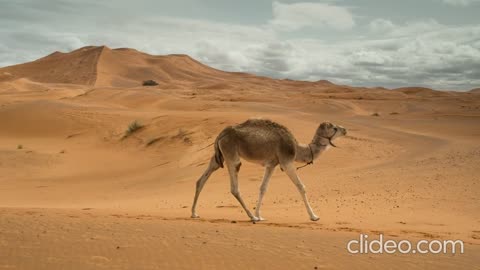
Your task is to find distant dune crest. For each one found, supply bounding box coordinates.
[0,46,232,87]
[469,88,480,93]
[0,45,470,96]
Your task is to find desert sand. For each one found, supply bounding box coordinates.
[0,46,479,269]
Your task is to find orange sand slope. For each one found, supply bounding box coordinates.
[0,46,479,269]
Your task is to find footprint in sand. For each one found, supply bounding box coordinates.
[89,256,110,265]
[216,205,239,208]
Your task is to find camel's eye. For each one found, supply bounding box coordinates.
[334,127,338,131]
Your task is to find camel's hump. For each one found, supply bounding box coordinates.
[234,118,297,142]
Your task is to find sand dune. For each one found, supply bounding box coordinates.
[393,87,454,97]
[0,47,101,85]
[470,88,480,94]
[1,46,261,88]
[0,46,479,269]
[1,46,465,97]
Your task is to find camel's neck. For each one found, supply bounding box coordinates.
[295,140,329,164]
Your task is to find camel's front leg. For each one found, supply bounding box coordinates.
[255,165,275,220]
[283,163,319,221]
[227,161,259,221]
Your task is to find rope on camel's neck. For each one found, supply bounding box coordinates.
[296,144,314,170]
[296,130,337,170]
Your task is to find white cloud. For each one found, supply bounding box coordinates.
[369,18,395,33]
[344,24,480,89]
[441,0,480,6]
[351,50,393,66]
[369,18,444,37]
[269,1,355,31]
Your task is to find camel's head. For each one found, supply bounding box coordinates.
[318,122,347,143]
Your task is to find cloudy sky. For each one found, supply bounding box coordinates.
[1,0,479,90]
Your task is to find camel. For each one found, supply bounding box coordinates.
[191,118,347,221]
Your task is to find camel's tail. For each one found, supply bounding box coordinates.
[213,141,223,168]
[213,126,234,168]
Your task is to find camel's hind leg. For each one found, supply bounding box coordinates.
[226,158,259,221]
[283,162,319,221]
[191,156,221,218]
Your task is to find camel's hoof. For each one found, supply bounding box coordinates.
[257,217,266,221]
[251,216,260,222]
[191,214,200,218]
[310,215,320,222]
